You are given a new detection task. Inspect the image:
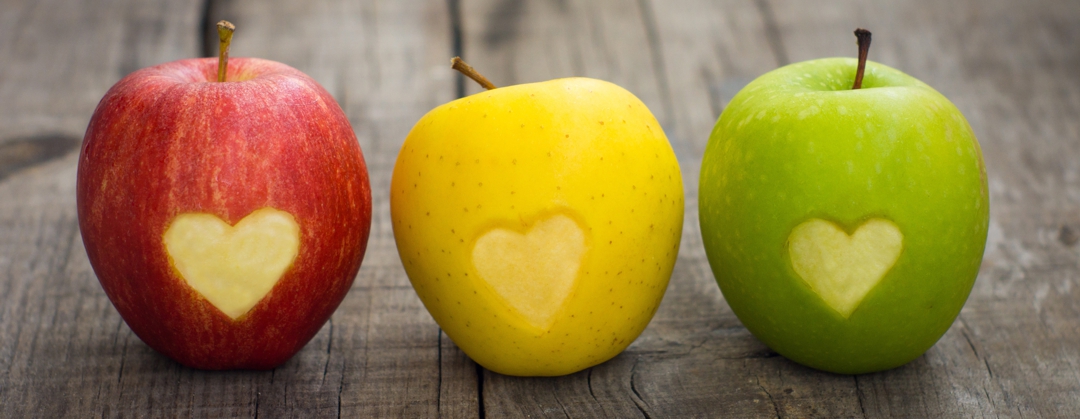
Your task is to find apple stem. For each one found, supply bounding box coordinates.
[451,57,497,90]
[216,20,236,83]
[852,28,871,90]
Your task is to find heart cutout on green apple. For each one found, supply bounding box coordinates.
[788,218,903,318]
[163,207,301,320]
[472,214,586,330]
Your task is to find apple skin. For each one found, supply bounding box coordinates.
[77,57,372,370]
[391,78,683,376]
[699,58,989,374]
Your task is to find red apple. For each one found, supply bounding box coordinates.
[76,51,371,369]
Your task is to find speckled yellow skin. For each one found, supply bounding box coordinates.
[391,78,683,376]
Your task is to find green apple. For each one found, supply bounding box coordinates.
[699,56,989,374]
[391,67,683,376]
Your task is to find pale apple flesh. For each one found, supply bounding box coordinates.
[472,213,586,330]
[163,207,300,320]
[788,218,903,318]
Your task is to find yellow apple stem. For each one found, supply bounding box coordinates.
[852,28,871,90]
[451,57,497,90]
[216,20,236,83]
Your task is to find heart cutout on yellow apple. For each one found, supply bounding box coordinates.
[472,214,586,330]
[788,218,903,318]
[163,207,301,320]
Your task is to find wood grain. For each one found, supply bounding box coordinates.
[765,1,1080,416]
[205,2,472,416]
[0,1,201,417]
[0,0,1077,417]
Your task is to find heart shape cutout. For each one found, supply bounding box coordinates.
[788,218,903,318]
[472,214,586,330]
[163,207,300,319]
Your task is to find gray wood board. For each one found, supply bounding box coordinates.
[0,0,1077,417]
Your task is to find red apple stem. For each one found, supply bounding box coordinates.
[451,57,497,90]
[852,28,871,90]
[216,20,236,83]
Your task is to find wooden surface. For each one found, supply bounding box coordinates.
[1,0,1078,417]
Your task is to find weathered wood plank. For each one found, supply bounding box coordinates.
[766,0,1080,417]
[0,1,203,417]
[0,0,200,142]
[458,0,1080,417]
[0,0,1078,417]
[456,0,662,415]
[0,0,472,417]
[204,1,469,416]
[454,0,804,417]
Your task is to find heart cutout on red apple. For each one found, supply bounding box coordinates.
[472,214,586,330]
[163,207,301,319]
[788,218,903,318]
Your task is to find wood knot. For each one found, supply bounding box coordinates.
[1059,225,1079,246]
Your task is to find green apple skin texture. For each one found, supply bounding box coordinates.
[391,78,683,376]
[699,58,989,374]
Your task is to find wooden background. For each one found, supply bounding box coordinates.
[1,0,1078,417]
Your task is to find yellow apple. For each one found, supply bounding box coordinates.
[391,76,683,376]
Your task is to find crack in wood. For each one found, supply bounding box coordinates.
[436,329,443,417]
[322,318,334,385]
[961,325,982,360]
[756,375,782,418]
[114,332,129,411]
[279,368,288,416]
[628,358,652,419]
[1059,225,1079,246]
[0,135,79,185]
[336,361,346,419]
[753,0,789,66]
[984,387,998,412]
[552,387,572,418]
[449,0,465,99]
[854,375,868,418]
[116,336,128,385]
[481,0,524,48]
[960,317,995,380]
[587,367,597,401]
[701,66,725,120]
[200,0,228,58]
[476,362,486,419]
[199,0,213,57]
[636,0,677,143]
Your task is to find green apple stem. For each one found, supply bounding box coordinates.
[852,28,871,90]
[451,57,497,90]
[216,20,236,83]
